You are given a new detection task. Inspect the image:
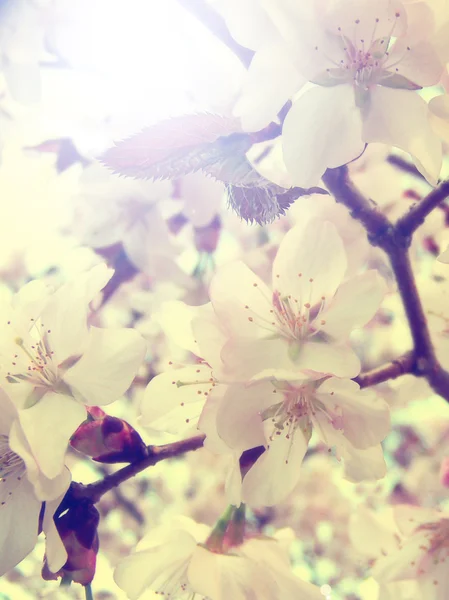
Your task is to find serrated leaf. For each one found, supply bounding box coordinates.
[100,113,251,181]
[226,183,328,225]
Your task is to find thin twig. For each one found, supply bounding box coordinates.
[397,179,449,237]
[74,435,205,503]
[355,352,415,388]
[323,167,449,401]
[387,155,426,181]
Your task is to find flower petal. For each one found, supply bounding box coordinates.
[295,341,361,378]
[210,261,274,340]
[216,382,272,451]
[188,546,255,600]
[16,393,86,480]
[362,87,442,185]
[0,478,40,576]
[140,365,213,435]
[282,85,365,187]
[64,326,146,406]
[41,264,113,363]
[234,42,306,131]
[341,444,387,482]
[220,337,293,381]
[317,378,391,448]
[241,424,308,507]
[272,219,347,308]
[319,270,386,340]
[43,494,69,573]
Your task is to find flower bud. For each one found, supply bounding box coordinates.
[70,408,148,463]
[42,501,100,586]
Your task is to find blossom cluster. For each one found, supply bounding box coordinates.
[0,0,449,599]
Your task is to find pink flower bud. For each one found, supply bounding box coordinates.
[42,501,100,586]
[71,410,148,463]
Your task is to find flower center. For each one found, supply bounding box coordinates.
[417,519,449,570]
[5,319,59,390]
[262,382,315,448]
[0,434,26,507]
[312,11,416,105]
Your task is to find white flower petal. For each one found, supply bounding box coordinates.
[0,477,40,576]
[363,87,442,185]
[220,337,293,381]
[188,546,256,600]
[140,365,213,435]
[43,494,69,573]
[320,270,386,340]
[41,264,113,363]
[241,425,308,507]
[210,261,274,340]
[272,220,348,309]
[295,341,361,378]
[317,378,391,448]
[64,326,146,406]
[341,444,387,482]
[16,393,86,480]
[234,42,305,131]
[282,85,365,187]
[216,382,272,451]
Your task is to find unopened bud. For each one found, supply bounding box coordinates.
[42,502,100,586]
[71,409,148,463]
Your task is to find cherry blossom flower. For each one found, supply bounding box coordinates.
[205,376,389,506]
[114,516,322,600]
[208,219,386,381]
[0,264,146,493]
[372,505,449,599]
[73,164,180,278]
[218,0,445,185]
[0,388,68,577]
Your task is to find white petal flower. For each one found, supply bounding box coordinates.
[114,516,322,600]
[226,0,444,183]
[372,506,449,599]
[0,264,146,491]
[0,389,68,576]
[212,376,389,506]
[209,220,385,381]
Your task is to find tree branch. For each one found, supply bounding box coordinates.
[386,154,426,181]
[74,435,205,503]
[397,179,449,237]
[323,166,449,402]
[355,352,415,388]
[176,0,254,68]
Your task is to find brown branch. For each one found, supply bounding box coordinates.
[397,179,449,237]
[355,352,415,388]
[387,155,426,181]
[96,465,145,525]
[73,435,205,503]
[176,0,254,68]
[323,166,449,402]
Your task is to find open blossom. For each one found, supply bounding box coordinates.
[208,219,386,381]
[0,264,146,494]
[204,376,390,506]
[218,0,445,184]
[372,505,449,599]
[0,389,68,576]
[140,301,229,436]
[114,516,322,600]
